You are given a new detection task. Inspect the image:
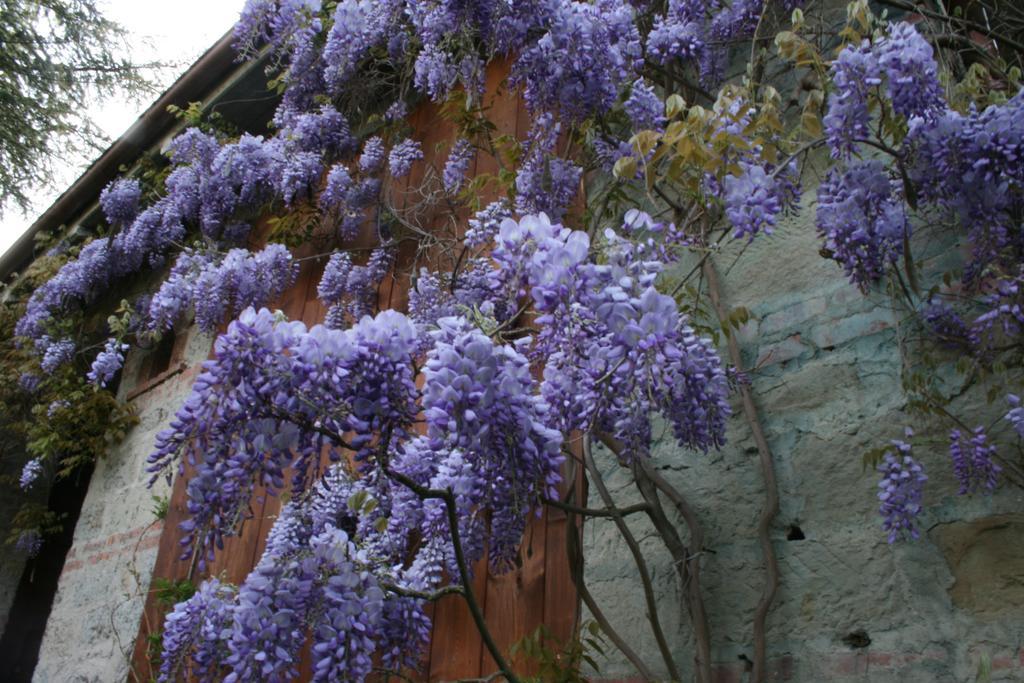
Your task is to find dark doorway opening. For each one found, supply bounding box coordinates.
[0,461,94,682]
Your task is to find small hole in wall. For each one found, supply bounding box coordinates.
[786,524,805,541]
[842,629,872,649]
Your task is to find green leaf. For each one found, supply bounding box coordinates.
[801,110,822,137]
[348,490,368,512]
[630,130,660,157]
[665,94,686,119]
[774,31,798,59]
[613,156,637,179]
[976,651,992,683]
[862,445,888,472]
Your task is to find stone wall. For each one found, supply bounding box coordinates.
[31,326,212,683]
[582,170,1024,682]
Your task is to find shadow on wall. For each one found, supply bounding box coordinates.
[0,462,94,682]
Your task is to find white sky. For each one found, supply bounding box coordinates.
[0,0,243,256]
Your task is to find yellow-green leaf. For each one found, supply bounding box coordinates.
[613,156,637,179]
[802,110,823,137]
[630,129,660,157]
[665,93,687,119]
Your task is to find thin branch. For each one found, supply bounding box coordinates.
[381,462,522,683]
[598,428,713,683]
[382,582,465,601]
[874,0,1024,53]
[542,496,650,519]
[440,481,521,683]
[652,182,685,213]
[452,673,506,683]
[277,419,521,683]
[583,435,682,682]
[747,0,775,101]
[703,258,780,683]
[632,465,713,683]
[563,460,658,681]
[770,137,828,180]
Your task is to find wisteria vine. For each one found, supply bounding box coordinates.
[4,0,1024,682]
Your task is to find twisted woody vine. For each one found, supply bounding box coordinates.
[1,0,1022,681]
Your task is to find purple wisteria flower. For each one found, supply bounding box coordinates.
[465,200,512,249]
[921,299,978,352]
[515,114,581,221]
[358,136,386,174]
[949,427,1001,495]
[87,338,130,388]
[19,458,43,491]
[100,178,142,226]
[320,163,352,211]
[47,399,69,418]
[824,22,944,159]
[1005,395,1024,439]
[724,162,783,240]
[876,22,944,121]
[442,138,474,193]
[388,138,423,178]
[317,248,394,327]
[512,0,642,122]
[16,530,43,557]
[157,578,234,683]
[877,431,927,543]
[19,373,41,395]
[647,17,704,65]
[146,244,296,334]
[816,160,908,290]
[823,42,882,158]
[39,337,75,374]
[490,213,731,457]
[624,79,666,131]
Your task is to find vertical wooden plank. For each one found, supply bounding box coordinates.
[474,63,543,679]
[427,561,490,682]
[415,90,492,680]
[428,58,525,681]
[251,244,324,550]
[128,456,194,682]
[541,138,591,652]
[199,237,309,579]
[479,515,549,676]
[473,56,514,207]
[543,445,585,649]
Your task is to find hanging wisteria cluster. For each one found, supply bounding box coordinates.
[15,0,803,371]
[820,20,1023,325]
[19,458,42,491]
[146,243,297,334]
[148,206,729,677]
[814,17,1023,536]
[948,427,1002,496]
[876,431,927,544]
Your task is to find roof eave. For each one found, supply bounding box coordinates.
[0,29,242,282]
